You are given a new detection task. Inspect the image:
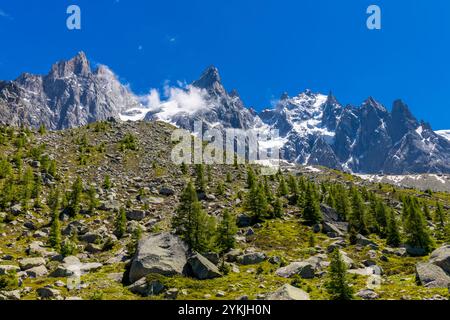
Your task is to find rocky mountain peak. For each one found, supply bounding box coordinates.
[192,66,222,89]
[49,51,91,79]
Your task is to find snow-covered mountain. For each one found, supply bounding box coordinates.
[1,54,449,174]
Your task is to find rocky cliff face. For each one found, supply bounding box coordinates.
[0,52,141,130]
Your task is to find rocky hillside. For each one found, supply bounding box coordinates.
[0,120,449,301]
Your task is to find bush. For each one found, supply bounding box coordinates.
[0,271,19,291]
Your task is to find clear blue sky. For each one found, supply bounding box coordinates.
[0,0,449,129]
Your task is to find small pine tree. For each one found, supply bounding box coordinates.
[181,162,188,175]
[349,187,368,235]
[115,207,127,239]
[246,167,256,189]
[334,185,351,220]
[386,208,401,247]
[326,249,354,300]
[272,197,283,219]
[87,185,99,215]
[434,202,447,240]
[423,203,432,220]
[216,181,225,196]
[173,181,216,253]
[38,124,47,135]
[216,209,238,253]
[302,183,322,225]
[48,189,61,252]
[195,164,207,193]
[68,177,83,217]
[403,197,433,253]
[277,176,288,197]
[103,175,112,190]
[226,172,232,183]
[247,182,268,221]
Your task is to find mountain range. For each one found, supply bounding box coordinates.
[0,52,449,175]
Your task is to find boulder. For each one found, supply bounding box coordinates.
[266,284,310,300]
[275,262,315,279]
[79,232,101,244]
[128,277,166,296]
[26,265,48,278]
[237,252,266,265]
[19,257,46,271]
[159,187,175,196]
[187,253,222,280]
[429,245,450,274]
[37,287,61,299]
[405,245,427,257]
[50,256,102,277]
[129,233,188,283]
[0,290,21,300]
[357,289,379,300]
[126,210,146,221]
[355,235,378,249]
[415,262,450,288]
[0,265,20,275]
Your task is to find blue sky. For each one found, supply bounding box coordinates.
[0,0,449,129]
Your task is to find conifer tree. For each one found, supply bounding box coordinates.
[195,163,207,193]
[403,197,433,253]
[68,177,83,216]
[386,208,401,247]
[277,176,288,197]
[434,202,447,239]
[287,174,299,205]
[247,182,268,221]
[48,188,61,251]
[334,185,351,220]
[115,207,127,239]
[423,203,432,220]
[272,197,283,219]
[87,185,99,215]
[349,187,368,235]
[246,167,256,189]
[181,162,188,175]
[173,181,216,253]
[326,249,354,300]
[302,183,322,225]
[103,175,112,190]
[216,209,238,253]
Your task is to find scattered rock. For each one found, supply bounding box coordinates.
[357,289,379,300]
[26,265,49,278]
[128,277,166,296]
[187,253,222,280]
[266,284,310,300]
[19,257,46,271]
[275,261,315,279]
[237,252,266,265]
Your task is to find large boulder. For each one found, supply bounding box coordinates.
[415,262,450,288]
[187,253,222,280]
[129,233,188,283]
[275,262,315,279]
[429,245,450,274]
[266,284,310,300]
